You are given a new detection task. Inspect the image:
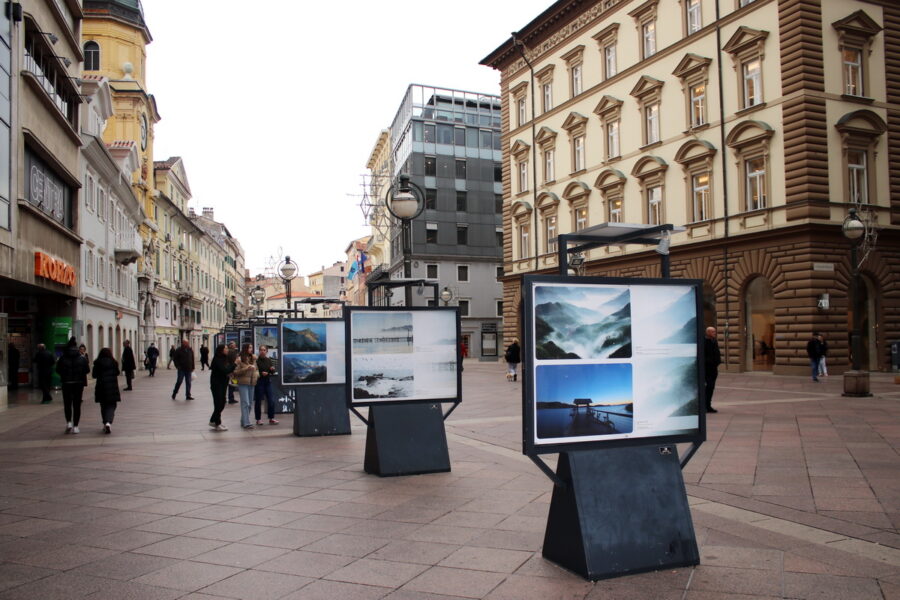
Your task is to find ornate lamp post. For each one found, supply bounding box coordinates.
[841,208,870,397]
[278,256,298,311]
[251,285,265,317]
[440,286,453,306]
[385,174,424,306]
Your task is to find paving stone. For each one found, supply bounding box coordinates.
[132,560,241,592]
[326,558,429,588]
[302,533,390,558]
[198,569,312,600]
[0,563,56,592]
[191,541,289,569]
[438,546,533,573]
[280,579,389,600]
[486,574,592,600]
[255,549,355,578]
[784,572,884,600]
[403,566,506,598]
[131,536,227,560]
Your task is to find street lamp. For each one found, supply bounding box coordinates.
[842,208,870,397]
[278,255,298,311]
[385,174,424,306]
[440,286,453,306]
[251,285,265,317]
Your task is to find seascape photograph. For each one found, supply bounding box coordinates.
[413,310,457,348]
[534,284,632,360]
[282,322,327,352]
[411,346,458,399]
[534,363,634,441]
[282,353,327,384]
[352,354,414,400]
[352,312,414,354]
[254,326,279,358]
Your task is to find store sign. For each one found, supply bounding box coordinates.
[25,150,72,229]
[34,251,76,287]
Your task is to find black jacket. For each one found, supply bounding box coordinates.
[55,346,89,386]
[704,337,722,369]
[34,349,55,376]
[92,356,121,403]
[172,345,194,372]
[210,354,236,389]
[806,338,824,361]
[145,345,159,364]
[200,346,209,360]
[505,342,521,364]
[121,346,137,372]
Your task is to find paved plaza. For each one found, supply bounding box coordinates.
[0,362,898,599]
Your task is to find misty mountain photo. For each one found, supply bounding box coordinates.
[283,322,326,352]
[282,353,327,384]
[632,357,699,421]
[534,285,632,359]
[648,287,698,345]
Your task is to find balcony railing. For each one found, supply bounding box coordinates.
[24,48,70,119]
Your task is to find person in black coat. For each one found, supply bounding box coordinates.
[7,343,19,390]
[92,347,121,434]
[33,344,55,403]
[208,344,235,431]
[806,332,823,382]
[55,338,89,434]
[145,343,159,376]
[121,340,137,391]
[199,345,210,371]
[704,327,722,413]
[504,339,521,382]
[171,340,195,400]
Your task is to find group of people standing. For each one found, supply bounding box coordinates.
[208,341,279,431]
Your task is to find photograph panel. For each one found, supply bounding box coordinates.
[631,286,699,350]
[352,311,414,355]
[352,354,414,401]
[254,326,279,359]
[283,322,327,352]
[534,285,632,360]
[282,353,328,384]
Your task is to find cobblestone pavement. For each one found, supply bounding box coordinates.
[0,362,897,599]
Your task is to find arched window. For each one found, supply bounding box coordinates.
[83,41,100,71]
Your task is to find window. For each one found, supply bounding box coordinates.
[571,64,583,96]
[562,112,588,174]
[605,45,617,79]
[847,150,867,204]
[833,11,882,99]
[646,103,660,144]
[457,265,469,282]
[517,97,527,127]
[426,222,438,243]
[593,23,619,81]
[647,185,662,224]
[437,124,454,144]
[742,59,761,107]
[745,158,766,210]
[495,195,503,214]
[842,49,862,96]
[456,225,468,245]
[675,139,717,224]
[607,120,620,158]
[496,228,503,247]
[631,76,664,147]
[573,136,585,172]
[519,223,530,258]
[423,124,436,142]
[691,173,710,222]
[544,148,555,182]
[425,188,437,210]
[690,84,706,127]
[642,22,657,58]
[456,191,467,212]
[497,266,504,279]
[454,127,466,146]
[595,95,623,160]
[631,154,669,225]
[83,41,100,71]
[686,0,702,35]
[496,301,504,317]
[723,27,769,111]
[424,156,436,176]
[542,82,553,113]
[455,159,467,179]
[609,197,623,222]
[458,300,470,317]
[597,169,626,223]
[574,206,588,231]
[518,161,528,192]
[545,214,557,253]
[494,164,502,182]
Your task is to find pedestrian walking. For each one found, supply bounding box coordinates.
[145,342,159,376]
[504,339,520,382]
[121,340,136,391]
[33,343,55,403]
[233,343,258,430]
[806,332,824,382]
[92,347,121,434]
[254,345,278,426]
[208,344,235,431]
[55,338,89,434]
[226,341,239,404]
[199,344,210,371]
[817,333,829,377]
[704,326,722,413]
[7,342,19,390]
[171,340,195,400]
[167,344,176,369]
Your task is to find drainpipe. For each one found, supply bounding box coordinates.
[512,32,541,274]
[715,0,732,368]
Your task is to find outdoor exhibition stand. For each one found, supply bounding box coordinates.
[523,224,704,581]
[345,306,461,477]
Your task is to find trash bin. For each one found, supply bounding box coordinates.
[891,341,900,372]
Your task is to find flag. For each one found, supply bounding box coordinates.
[347,260,359,280]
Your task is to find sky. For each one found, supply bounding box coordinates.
[144,0,552,280]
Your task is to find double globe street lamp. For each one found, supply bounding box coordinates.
[278,256,298,311]
[385,174,424,307]
[251,285,265,318]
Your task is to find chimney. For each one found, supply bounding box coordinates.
[188,207,196,217]
[202,207,214,219]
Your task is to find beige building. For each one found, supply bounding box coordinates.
[482,0,899,374]
[363,129,393,289]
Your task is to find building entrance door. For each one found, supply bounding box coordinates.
[745,277,775,371]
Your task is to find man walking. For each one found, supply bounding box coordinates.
[199,344,210,371]
[703,327,721,413]
[171,340,195,400]
[33,343,55,404]
[254,345,279,426]
[55,338,88,434]
[145,342,159,376]
[806,332,824,382]
[121,340,137,391]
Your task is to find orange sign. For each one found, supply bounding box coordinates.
[34,251,76,287]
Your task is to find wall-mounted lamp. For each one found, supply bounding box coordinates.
[655,230,671,255]
[34,30,59,44]
[52,55,72,67]
[817,293,829,310]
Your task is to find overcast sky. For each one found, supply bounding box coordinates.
[145,1,551,280]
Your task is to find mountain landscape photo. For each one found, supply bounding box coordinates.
[283,323,327,352]
[651,287,699,345]
[534,286,632,359]
[282,353,327,384]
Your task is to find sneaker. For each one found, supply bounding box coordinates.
[103,423,111,434]
[269,419,279,425]
[72,426,79,434]
[216,424,229,431]
[65,422,73,434]
[243,424,255,430]
[256,420,264,426]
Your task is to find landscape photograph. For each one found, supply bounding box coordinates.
[282,353,327,384]
[254,326,279,358]
[282,322,327,352]
[632,286,699,347]
[534,284,632,360]
[534,362,634,441]
[352,354,414,401]
[632,356,700,431]
[413,310,457,348]
[352,311,414,354]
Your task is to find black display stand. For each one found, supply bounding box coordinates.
[363,403,450,477]
[293,385,351,437]
[542,445,699,581]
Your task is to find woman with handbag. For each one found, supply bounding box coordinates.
[208,344,235,431]
[233,343,258,430]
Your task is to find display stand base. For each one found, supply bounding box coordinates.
[293,385,351,437]
[542,446,699,581]
[364,403,450,477]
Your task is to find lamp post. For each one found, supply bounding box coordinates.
[440,286,453,306]
[251,285,265,318]
[278,256,298,311]
[385,174,424,307]
[841,208,870,397]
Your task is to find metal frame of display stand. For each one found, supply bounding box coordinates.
[527,222,702,581]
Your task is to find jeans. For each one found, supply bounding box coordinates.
[810,359,819,380]
[210,382,227,426]
[173,369,192,398]
[61,383,84,426]
[254,377,275,421]
[238,384,254,427]
[818,357,828,376]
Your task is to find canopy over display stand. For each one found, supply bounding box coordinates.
[366,279,440,307]
[529,222,702,581]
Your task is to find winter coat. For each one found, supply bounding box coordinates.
[121,346,137,372]
[233,356,259,386]
[806,338,824,361]
[704,337,722,369]
[256,355,276,378]
[200,346,209,360]
[504,342,521,364]
[34,349,55,379]
[55,346,89,386]
[145,345,159,366]
[210,354,236,390]
[172,345,195,372]
[92,356,121,404]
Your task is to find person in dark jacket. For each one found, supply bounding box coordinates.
[199,344,210,371]
[171,340,195,400]
[504,339,521,382]
[55,338,89,434]
[167,345,176,369]
[7,342,19,390]
[226,341,239,404]
[208,344,235,431]
[145,343,159,376]
[33,344,55,403]
[806,332,824,382]
[254,345,278,426]
[92,347,121,434]
[121,340,137,391]
[704,327,722,413]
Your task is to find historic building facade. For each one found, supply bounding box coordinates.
[482,0,900,374]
